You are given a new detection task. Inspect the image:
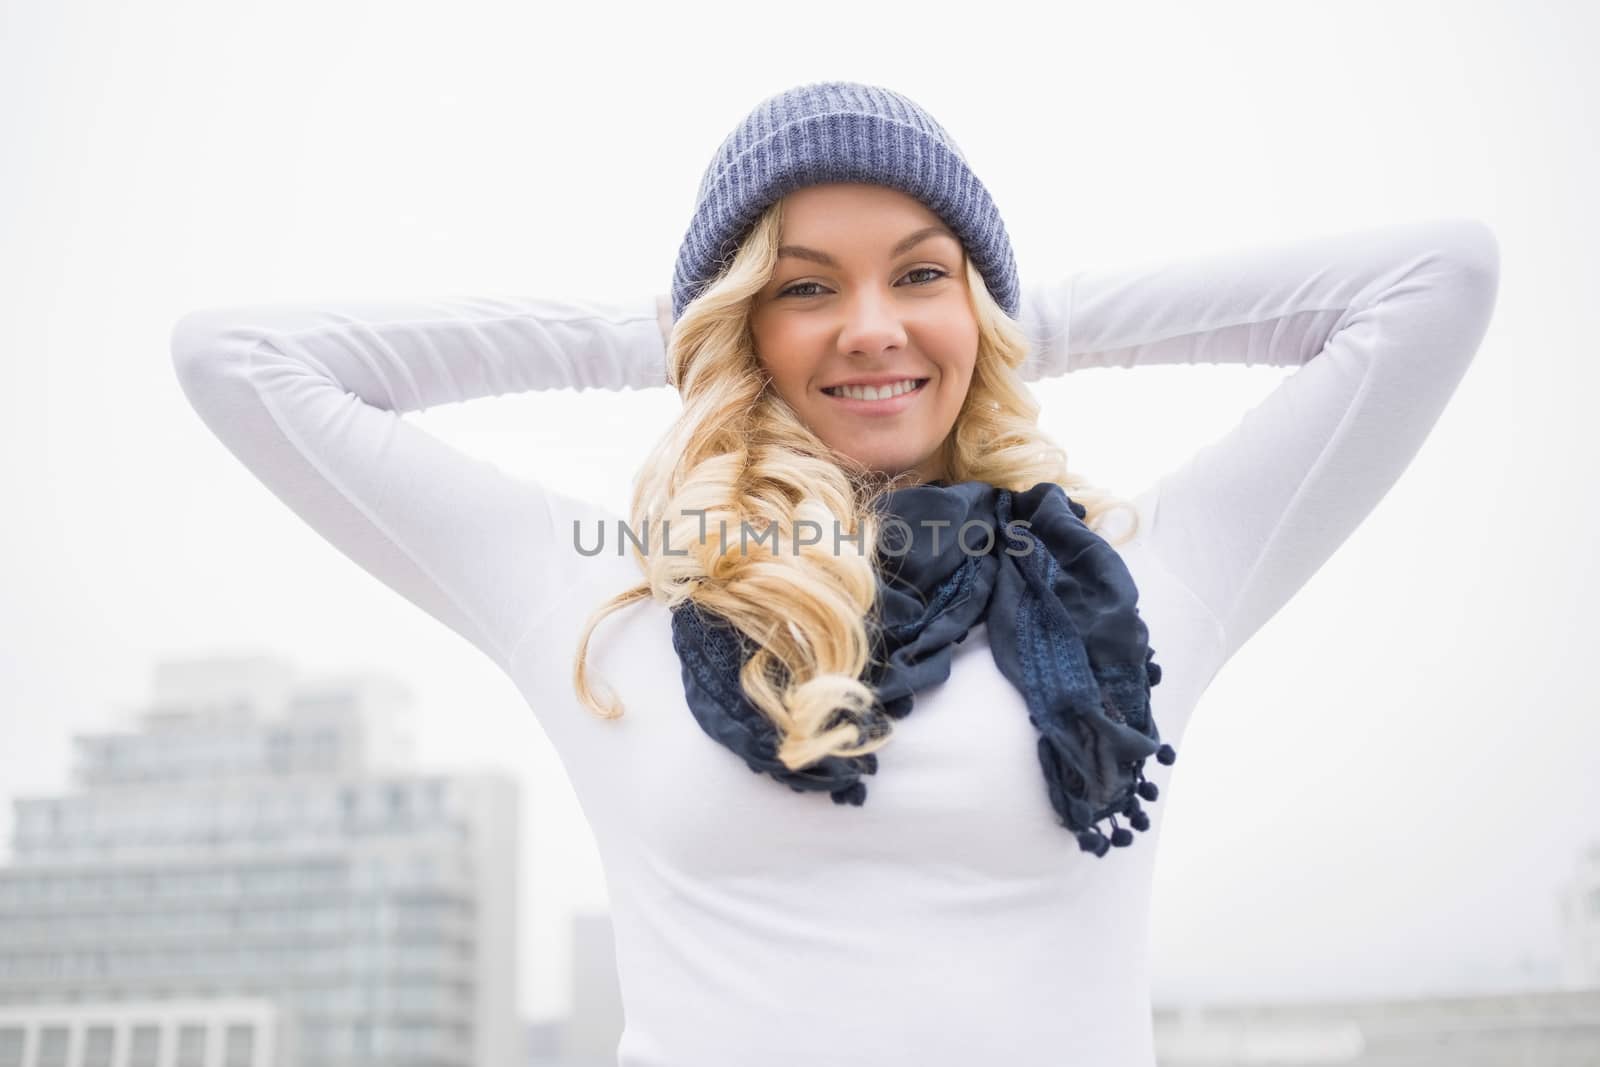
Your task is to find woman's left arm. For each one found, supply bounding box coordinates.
[1019,218,1501,668]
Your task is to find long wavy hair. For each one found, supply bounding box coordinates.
[571,196,1138,770]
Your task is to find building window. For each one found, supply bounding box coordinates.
[129,1025,161,1067]
[176,1024,207,1067]
[223,1022,255,1067]
[0,1027,24,1067]
[35,1026,69,1067]
[82,1025,115,1067]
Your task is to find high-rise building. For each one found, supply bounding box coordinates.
[0,996,287,1067]
[559,913,621,1066]
[0,655,520,1067]
[1561,841,1600,989]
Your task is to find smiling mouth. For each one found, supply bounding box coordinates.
[821,378,929,401]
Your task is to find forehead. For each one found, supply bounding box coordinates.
[774,186,961,270]
[778,182,944,232]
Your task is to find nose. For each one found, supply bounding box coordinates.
[836,286,909,358]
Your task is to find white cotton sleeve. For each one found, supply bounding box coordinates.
[1021,218,1501,666]
[169,292,668,672]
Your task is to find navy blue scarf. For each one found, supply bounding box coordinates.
[669,479,1177,857]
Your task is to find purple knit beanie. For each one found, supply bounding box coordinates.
[670,80,1020,324]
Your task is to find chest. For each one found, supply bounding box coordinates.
[511,544,1219,888]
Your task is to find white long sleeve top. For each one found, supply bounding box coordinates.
[169,218,1500,1066]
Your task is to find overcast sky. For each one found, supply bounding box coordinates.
[3,0,1596,1022]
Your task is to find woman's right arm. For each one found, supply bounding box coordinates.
[169,292,668,674]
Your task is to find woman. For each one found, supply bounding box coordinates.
[170,80,1500,1066]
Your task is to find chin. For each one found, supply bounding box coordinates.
[813,421,946,479]
[837,449,937,480]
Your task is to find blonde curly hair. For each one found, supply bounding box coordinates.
[571,196,1137,772]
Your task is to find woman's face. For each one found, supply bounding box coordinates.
[749,182,979,484]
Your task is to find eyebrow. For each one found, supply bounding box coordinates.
[776,224,958,268]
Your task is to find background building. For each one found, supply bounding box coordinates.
[0,997,287,1067]
[0,655,520,1067]
[1152,987,1600,1065]
[556,913,621,1067]
[1560,841,1600,990]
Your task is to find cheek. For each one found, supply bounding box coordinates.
[752,328,817,399]
[760,352,812,402]
[923,302,978,366]
[932,328,979,397]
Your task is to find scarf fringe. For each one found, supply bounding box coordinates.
[1072,742,1178,856]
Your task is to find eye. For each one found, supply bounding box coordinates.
[777,280,826,299]
[777,267,949,299]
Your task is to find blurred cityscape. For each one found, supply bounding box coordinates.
[0,654,1595,1066]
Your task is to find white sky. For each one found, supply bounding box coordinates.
[2,0,1596,1022]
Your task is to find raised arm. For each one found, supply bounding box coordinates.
[170,292,668,673]
[1019,218,1501,666]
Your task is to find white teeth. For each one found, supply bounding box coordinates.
[824,378,923,401]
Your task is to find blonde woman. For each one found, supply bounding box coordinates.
[170,80,1500,1066]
